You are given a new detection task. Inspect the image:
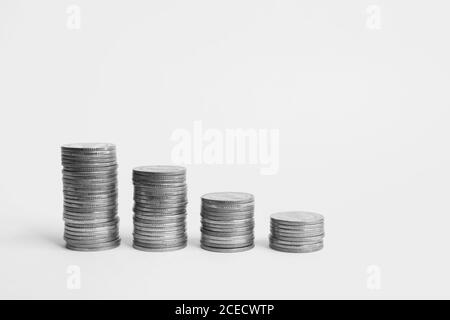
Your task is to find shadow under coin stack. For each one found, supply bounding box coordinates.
[61,143,120,251]
[201,192,255,253]
[270,211,324,253]
[132,166,188,252]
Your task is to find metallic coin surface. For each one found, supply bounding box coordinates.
[269,211,325,253]
[132,165,188,252]
[61,143,120,251]
[271,211,324,225]
[269,241,324,253]
[200,192,255,253]
[200,244,255,253]
[202,192,254,204]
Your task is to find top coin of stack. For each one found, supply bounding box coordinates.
[132,165,188,252]
[269,211,324,253]
[61,143,121,251]
[201,192,255,253]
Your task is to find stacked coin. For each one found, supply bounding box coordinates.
[132,166,188,252]
[201,192,255,253]
[61,143,121,251]
[270,211,324,253]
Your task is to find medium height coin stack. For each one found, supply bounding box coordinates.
[61,143,121,251]
[201,192,255,253]
[269,211,325,253]
[132,166,188,252]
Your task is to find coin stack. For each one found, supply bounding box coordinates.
[201,192,255,253]
[270,211,324,253]
[61,143,121,251]
[132,166,188,252]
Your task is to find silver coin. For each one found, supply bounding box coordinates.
[133,228,186,236]
[134,242,187,249]
[269,241,324,253]
[271,229,324,236]
[66,235,120,244]
[134,191,187,198]
[133,233,187,240]
[64,215,117,223]
[134,193,187,199]
[64,235,119,244]
[202,222,254,230]
[270,234,324,245]
[66,239,121,252]
[63,188,118,195]
[64,234,119,242]
[134,239,187,248]
[201,241,255,250]
[133,174,186,181]
[270,222,324,230]
[62,162,118,169]
[64,231,118,238]
[201,238,254,246]
[135,203,187,211]
[134,213,187,221]
[133,206,186,214]
[134,198,188,206]
[134,214,187,222]
[270,223,324,231]
[201,228,253,237]
[271,211,324,225]
[133,165,186,175]
[66,237,120,247]
[134,227,186,233]
[202,205,255,213]
[65,221,119,229]
[135,185,186,192]
[134,217,186,223]
[201,215,253,223]
[200,243,254,253]
[133,214,186,221]
[133,219,186,227]
[64,224,118,232]
[202,207,255,214]
[201,211,254,218]
[62,143,116,151]
[202,216,254,222]
[63,163,118,170]
[133,242,187,252]
[201,192,254,204]
[202,221,254,229]
[63,213,117,221]
[62,155,116,161]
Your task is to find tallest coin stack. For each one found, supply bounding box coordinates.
[61,143,121,251]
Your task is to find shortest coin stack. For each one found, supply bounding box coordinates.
[132,166,188,252]
[270,211,325,253]
[201,192,255,253]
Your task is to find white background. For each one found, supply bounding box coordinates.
[1,0,449,299]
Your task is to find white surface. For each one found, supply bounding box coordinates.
[1,0,450,299]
